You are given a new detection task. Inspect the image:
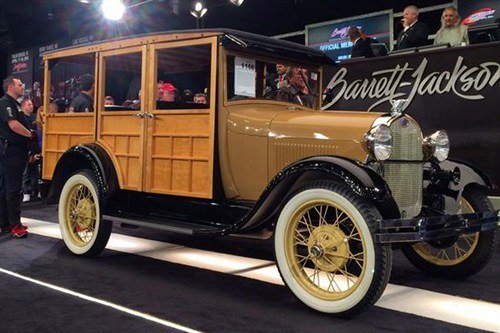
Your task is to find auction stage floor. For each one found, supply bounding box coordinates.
[0,202,499,333]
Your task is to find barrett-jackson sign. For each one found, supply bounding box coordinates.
[322,42,500,195]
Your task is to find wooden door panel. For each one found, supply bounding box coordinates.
[42,114,94,180]
[149,113,211,197]
[99,113,143,190]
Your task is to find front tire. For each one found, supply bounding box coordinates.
[274,182,392,317]
[402,185,497,278]
[58,170,112,257]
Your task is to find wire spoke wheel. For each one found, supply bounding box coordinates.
[286,201,366,300]
[403,185,497,278]
[59,170,112,257]
[275,182,391,316]
[65,184,97,246]
[411,198,479,266]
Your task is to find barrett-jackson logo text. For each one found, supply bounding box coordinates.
[323,56,500,111]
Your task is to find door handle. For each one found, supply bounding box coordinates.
[145,112,155,119]
[133,112,145,118]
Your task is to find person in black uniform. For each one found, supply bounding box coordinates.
[348,27,374,59]
[68,74,95,113]
[0,76,35,238]
[396,5,429,49]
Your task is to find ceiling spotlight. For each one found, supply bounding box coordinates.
[229,0,244,6]
[79,0,91,3]
[191,2,208,18]
[101,0,126,21]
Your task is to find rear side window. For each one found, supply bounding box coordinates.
[49,54,95,113]
[155,44,211,110]
[103,52,143,111]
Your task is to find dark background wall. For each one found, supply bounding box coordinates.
[0,0,451,77]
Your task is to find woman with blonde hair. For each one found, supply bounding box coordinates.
[434,6,469,46]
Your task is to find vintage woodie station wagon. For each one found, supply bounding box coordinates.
[41,29,498,317]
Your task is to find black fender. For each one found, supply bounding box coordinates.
[234,156,400,233]
[46,144,119,204]
[425,159,493,214]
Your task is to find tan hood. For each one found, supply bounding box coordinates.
[269,110,383,177]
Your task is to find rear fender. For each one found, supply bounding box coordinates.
[47,144,118,204]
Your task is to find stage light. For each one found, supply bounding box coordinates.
[101,0,126,21]
[191,2,208,19]
[229,0,244,6]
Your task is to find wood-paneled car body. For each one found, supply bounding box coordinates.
[42,30,498,317]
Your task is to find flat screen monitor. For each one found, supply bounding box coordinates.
[306,10,393,62]
[370,42,388,56]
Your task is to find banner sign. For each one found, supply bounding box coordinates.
[37,42,61,70]
[8,49,34,99]
[323,42,500,194]
[306,10,393,62]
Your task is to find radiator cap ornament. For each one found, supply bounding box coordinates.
[390,99,407,117]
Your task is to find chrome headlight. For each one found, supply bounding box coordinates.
[424,130,450,162]
[365,125,393,161]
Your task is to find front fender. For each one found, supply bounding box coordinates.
[235,156,400,233]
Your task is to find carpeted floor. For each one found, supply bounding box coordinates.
[0,201,497,333]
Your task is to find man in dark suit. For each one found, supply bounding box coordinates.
[348,27,374,59]
[396,5,429,49]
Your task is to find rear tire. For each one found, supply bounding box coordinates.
[58,170,112,257]
[274,181,392,317]
[402,186,497,278]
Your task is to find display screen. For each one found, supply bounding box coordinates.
[306,11,392,62]
[459,0,499,28]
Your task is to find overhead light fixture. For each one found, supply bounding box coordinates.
[79,0,91,3]
[229,0,244,6]
[101,0,126,21]
[190,2,208,18]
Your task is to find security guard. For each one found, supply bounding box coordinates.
[0,76,34,238]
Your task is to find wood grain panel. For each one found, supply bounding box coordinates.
[42,114,94,180]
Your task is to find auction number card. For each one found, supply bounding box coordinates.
[235,57,256,98]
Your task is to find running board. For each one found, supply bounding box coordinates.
[102,214,225,236]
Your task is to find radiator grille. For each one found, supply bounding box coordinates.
[383,162,423,218]
[384,116,424,218]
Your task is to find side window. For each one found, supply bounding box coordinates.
[49,54,95,113]
[226,54,319,109]
[156,44,211,110]
[103,52,142,111]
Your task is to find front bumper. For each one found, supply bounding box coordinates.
[376,210,500,244]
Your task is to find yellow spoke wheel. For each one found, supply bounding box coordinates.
[411,198,479,266]
[285,200,366,301]
[275,182,392,316]
[59,171,112,257]
[65,184,97,247]
[403,186,497,278]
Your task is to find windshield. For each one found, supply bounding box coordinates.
[226,53,320,109]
